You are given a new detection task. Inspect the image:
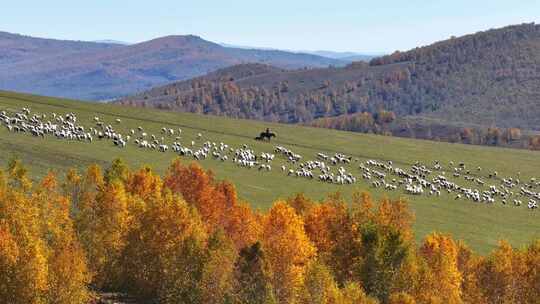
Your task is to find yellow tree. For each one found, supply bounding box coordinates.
[0,221,21,302]
[388,292,416,304]
[340,282,379,304]
[351,191,375,225]
[418,233,463,304]
[224,201,262,250]
[77,178,130,289]
[309,193,360,285]
[32,173,91,304]
[304,202,345,262]
[456,241,487,304]
[199,230,236,304]
[374,198,415,241]
[522,240,540,303]
[194,180,232,232]
[120,190,207,302]
[262,201,317,304]
[300,260,341,304]
[72,164,105,242]
[477,240,528,304]
[0,165,48,304]
[125,166,163,202]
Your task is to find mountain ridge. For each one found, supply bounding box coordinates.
[218,42,380,61]
[0,31,343,100]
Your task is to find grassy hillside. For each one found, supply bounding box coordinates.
[0,91,538,253]
[118,23,540,147]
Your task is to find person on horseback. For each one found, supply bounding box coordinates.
[255,128,276,141]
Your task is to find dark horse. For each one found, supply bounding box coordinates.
[255,128,276,141]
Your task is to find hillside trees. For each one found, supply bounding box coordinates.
[262,201,317,303]
[78,179,130,290]
[416,233,463,303]
[0,161,90,304]
[120,190,208,302]
[231,242,277,304]
[0,159,539,303]
[117,24,540,151]
[0,166,49,304]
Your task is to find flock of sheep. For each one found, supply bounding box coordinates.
[1,107,539,210]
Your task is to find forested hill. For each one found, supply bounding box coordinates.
[368,22,540,130]
[117,23,540,148]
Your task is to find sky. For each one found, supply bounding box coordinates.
[2,0,539,53]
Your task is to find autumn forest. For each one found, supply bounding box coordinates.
[1,158,538,304]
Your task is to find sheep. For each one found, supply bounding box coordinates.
[258,164,271,171]
[4,105,537,213]
[158,144,169,152]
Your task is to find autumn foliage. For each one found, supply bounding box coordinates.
[0,158,539,304]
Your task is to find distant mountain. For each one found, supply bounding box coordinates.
[118,23,540,148]
[219,43,379,62]
[0,32,343,100]
[219,42,277,51]
[305,50,379,61]
[340,54,379,62]
[92,39,131,45]
[0,31,121,65]
[307,50,361,58]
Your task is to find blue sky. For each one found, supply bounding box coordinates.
[3,0,539,53]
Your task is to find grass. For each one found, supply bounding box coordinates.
[0,90,538,254]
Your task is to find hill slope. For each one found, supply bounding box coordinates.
[1,90,539,254]
[118,23,540,140]
[0,32,343,101]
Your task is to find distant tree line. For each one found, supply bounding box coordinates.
[309,112,540,149]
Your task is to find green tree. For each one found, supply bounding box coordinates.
[232,242,277,304]
[357,224,410,302]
